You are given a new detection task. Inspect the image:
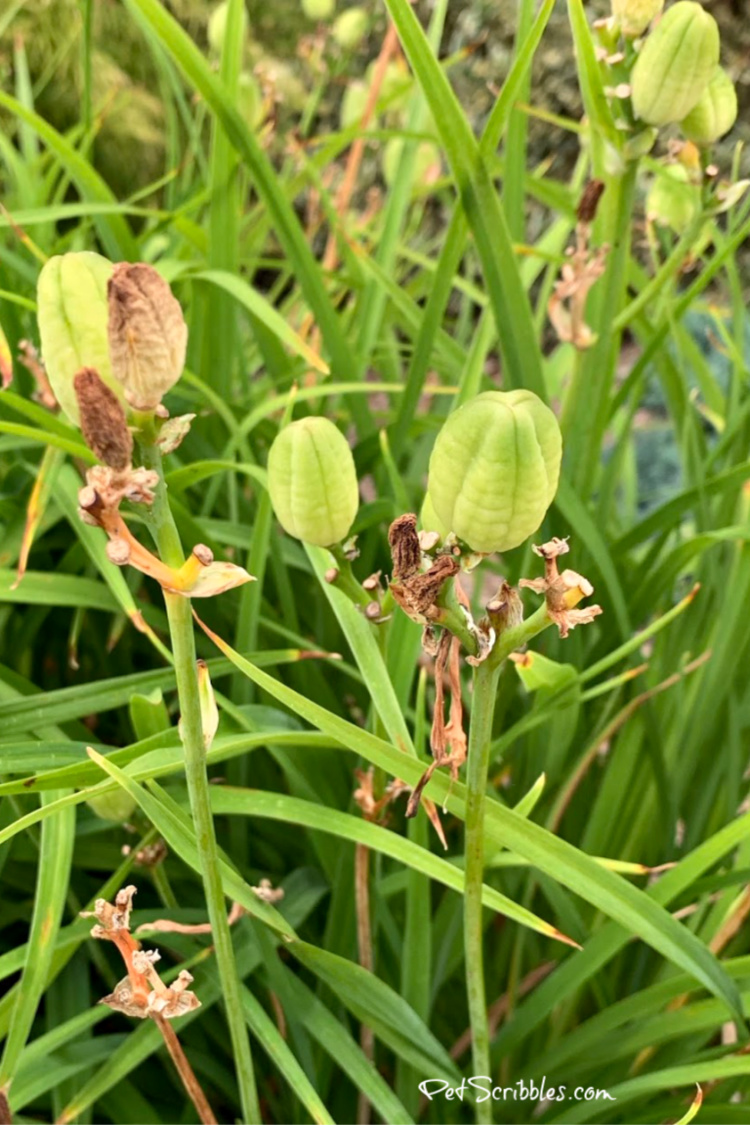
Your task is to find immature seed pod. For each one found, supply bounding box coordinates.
[340,80,369,129]
[427,391,562,555]
[419,491,449,542]
[87,790,137,823]
[681,66,738,144]
[37,251,122,425]
[630,2,720,127]
[108,263,188,412]
[611,0,664,37]
[268,417,359,547]
[382,139,441,189]
[332,7,369,48]
[302,0,334,19]
[646,164,700,232]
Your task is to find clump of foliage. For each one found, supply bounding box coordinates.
[1,0,750,1123]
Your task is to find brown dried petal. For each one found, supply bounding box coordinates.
[391,555,459,623]
[99,976,150,1019]
[74,367,133,470]
[577,179,606,224]
[388,513,421,581]
[108,263,188,411]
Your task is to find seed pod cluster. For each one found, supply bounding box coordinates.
[627,1,736,146]
[267,417,360,547]
[426,390,562,555]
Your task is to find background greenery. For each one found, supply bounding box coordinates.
[1,0,750,1122]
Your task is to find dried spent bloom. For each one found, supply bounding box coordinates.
[388,513,422,582]
[427,391,562,554]
[519,538,603,639]
[390,555,460,625]
[36,251,123,424]
[108,262,188,411]
[74,367,134,470]
[631,2,719,127]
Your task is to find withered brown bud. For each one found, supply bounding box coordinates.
[388,513,421,581]
[74,367,133,470]
[108,262,188,411]
[577,179,606,225]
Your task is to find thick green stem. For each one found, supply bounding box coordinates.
[464,658,502,1123]
[139,434,261,1124]
[462,600,554,1123]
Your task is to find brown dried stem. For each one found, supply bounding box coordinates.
[153,1013,218,1125]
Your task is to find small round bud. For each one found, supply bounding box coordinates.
[332,6,369,48]
[427,391,562,555]
[681,67,738,145]
[631,2,719,127]
[611,0,663,37]
[87,790,137,823]
[268,417,359,547]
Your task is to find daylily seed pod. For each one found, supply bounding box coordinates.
[681,67,738,145]
[427,390,562,555]
[108,263,188,412]
[268,417,359,547]
[631,2,720,127]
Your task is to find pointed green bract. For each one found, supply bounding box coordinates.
[37,251,123,425]
[268,417,359,547]
[427,390,562,554]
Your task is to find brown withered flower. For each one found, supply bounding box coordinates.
[388,513,422,582]
[108,262,188,411]
[74,367,134,470]
[519,538,603,638]
[390,554,460,625]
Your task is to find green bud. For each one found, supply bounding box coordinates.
[268,417,359,547]
[631,2,719,127]
[37,251,123,426]
[381,138,441,189]
[87,790,137,823]
[646,164,700,232]
[302,0,335,18]
[340,80,369,129]
[332,7,369,48]
[611,0,664,37]
[681,66,738,144]
[427,391,562,555]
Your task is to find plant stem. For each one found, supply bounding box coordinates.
[153,1014,218,1125]
[462,600,553,1123]
[138,434,261,1124]
[463,658,502,1123]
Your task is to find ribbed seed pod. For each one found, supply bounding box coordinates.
[419,491,449,541]
[37,252,122,425]
[681,66,738,144]
[268,417,359,547]
[612,0,664,38]
[631,2,719,127]
[427,390,562,554]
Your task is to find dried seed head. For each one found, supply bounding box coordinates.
[74,367,134,469]
[108,262,188,411]
[576,180,606,225]
[388,513,421,581]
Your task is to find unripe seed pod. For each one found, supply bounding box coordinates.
[681,66,738,144]
[419,491,449,541]
[646,164,700,232]
[427,390,562,555]
[631,2,720,127]
[382,138,441,189]
[238,71,263,130]
[340,80,369,129]
[37,251,123,425]
[302,0,334,19]
[611,0,664,37]
[87,790,137,823]
[107,263,188,412]
[208,0,246,54]
[268,417,359,547]
[332,7,369,48]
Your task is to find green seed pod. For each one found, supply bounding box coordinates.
[646,164,700,232]
[419,491,449,542]
[631,2,720,126]
[208,0,247,54]
[238,71,263,130]
[681,66,738,144]
[268,417,359,547]
[611,0,664,37]
[302,0,334,19]
[340,80,369,129]
[87,790,137,823]
[381,138,441,189]
[37,251,123,426]
[332,7,369,48]
[427,391,562,555]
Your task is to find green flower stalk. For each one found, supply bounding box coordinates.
[630,2,720,127]
[426,390,562,554]
[267,416,359,547]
